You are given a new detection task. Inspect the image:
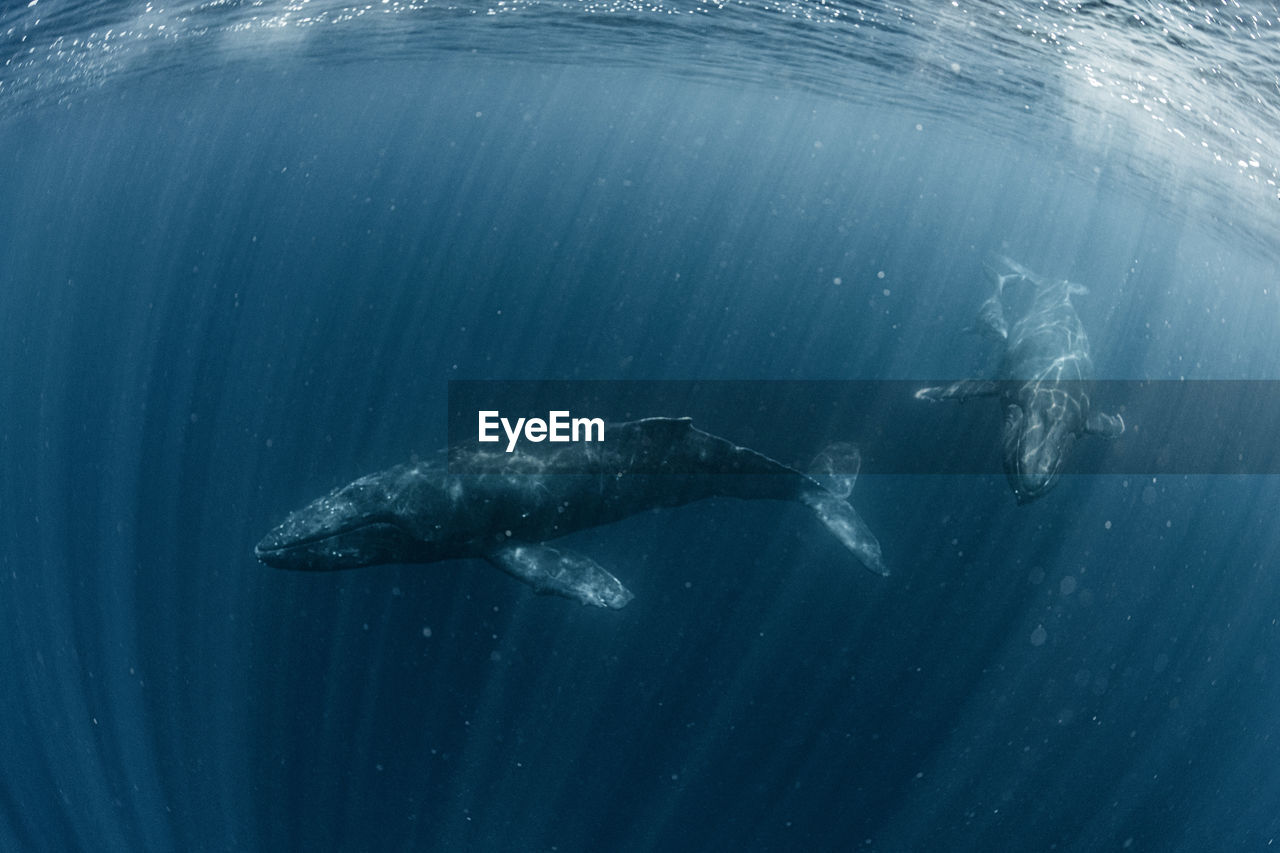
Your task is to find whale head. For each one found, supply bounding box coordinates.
[256,466,436,570]
[1001,391,1080,505]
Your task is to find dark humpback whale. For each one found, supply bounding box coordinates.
[255,418,886,608]
[916,257,1124,504]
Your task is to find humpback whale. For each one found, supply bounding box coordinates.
[916,257,1124,504]
[255,418,886,608]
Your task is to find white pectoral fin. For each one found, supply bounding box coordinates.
[487,543,634,609]
[1085,411,1125,438]
[915,380,1000,403]
[801,490,888,577]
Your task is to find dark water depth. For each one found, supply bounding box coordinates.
[2,3,1280,850]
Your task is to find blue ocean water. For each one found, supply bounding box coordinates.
[2,1,1279,849]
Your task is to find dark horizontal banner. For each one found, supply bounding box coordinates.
[447,380,1280,475]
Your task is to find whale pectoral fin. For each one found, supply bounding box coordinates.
[915,380,1000,403]
[800,490,888,577]
[486,544,634,609]
[1085,411,1124,438]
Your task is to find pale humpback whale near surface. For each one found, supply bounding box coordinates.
[255,418,886,608]
[916,257,1124,504]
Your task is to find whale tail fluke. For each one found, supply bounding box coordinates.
[801,487,888,577]
[984,259,1027,292]
[990,255,1036,282]
[808,441,860,499]
[802,443,885,575]
[991,255,1088,299]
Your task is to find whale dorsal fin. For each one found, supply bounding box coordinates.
[630,416,696,442]
[636,416,694,427]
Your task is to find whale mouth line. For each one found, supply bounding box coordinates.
[255,516,402,556]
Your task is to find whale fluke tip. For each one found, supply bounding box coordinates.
[801,490,887,577]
